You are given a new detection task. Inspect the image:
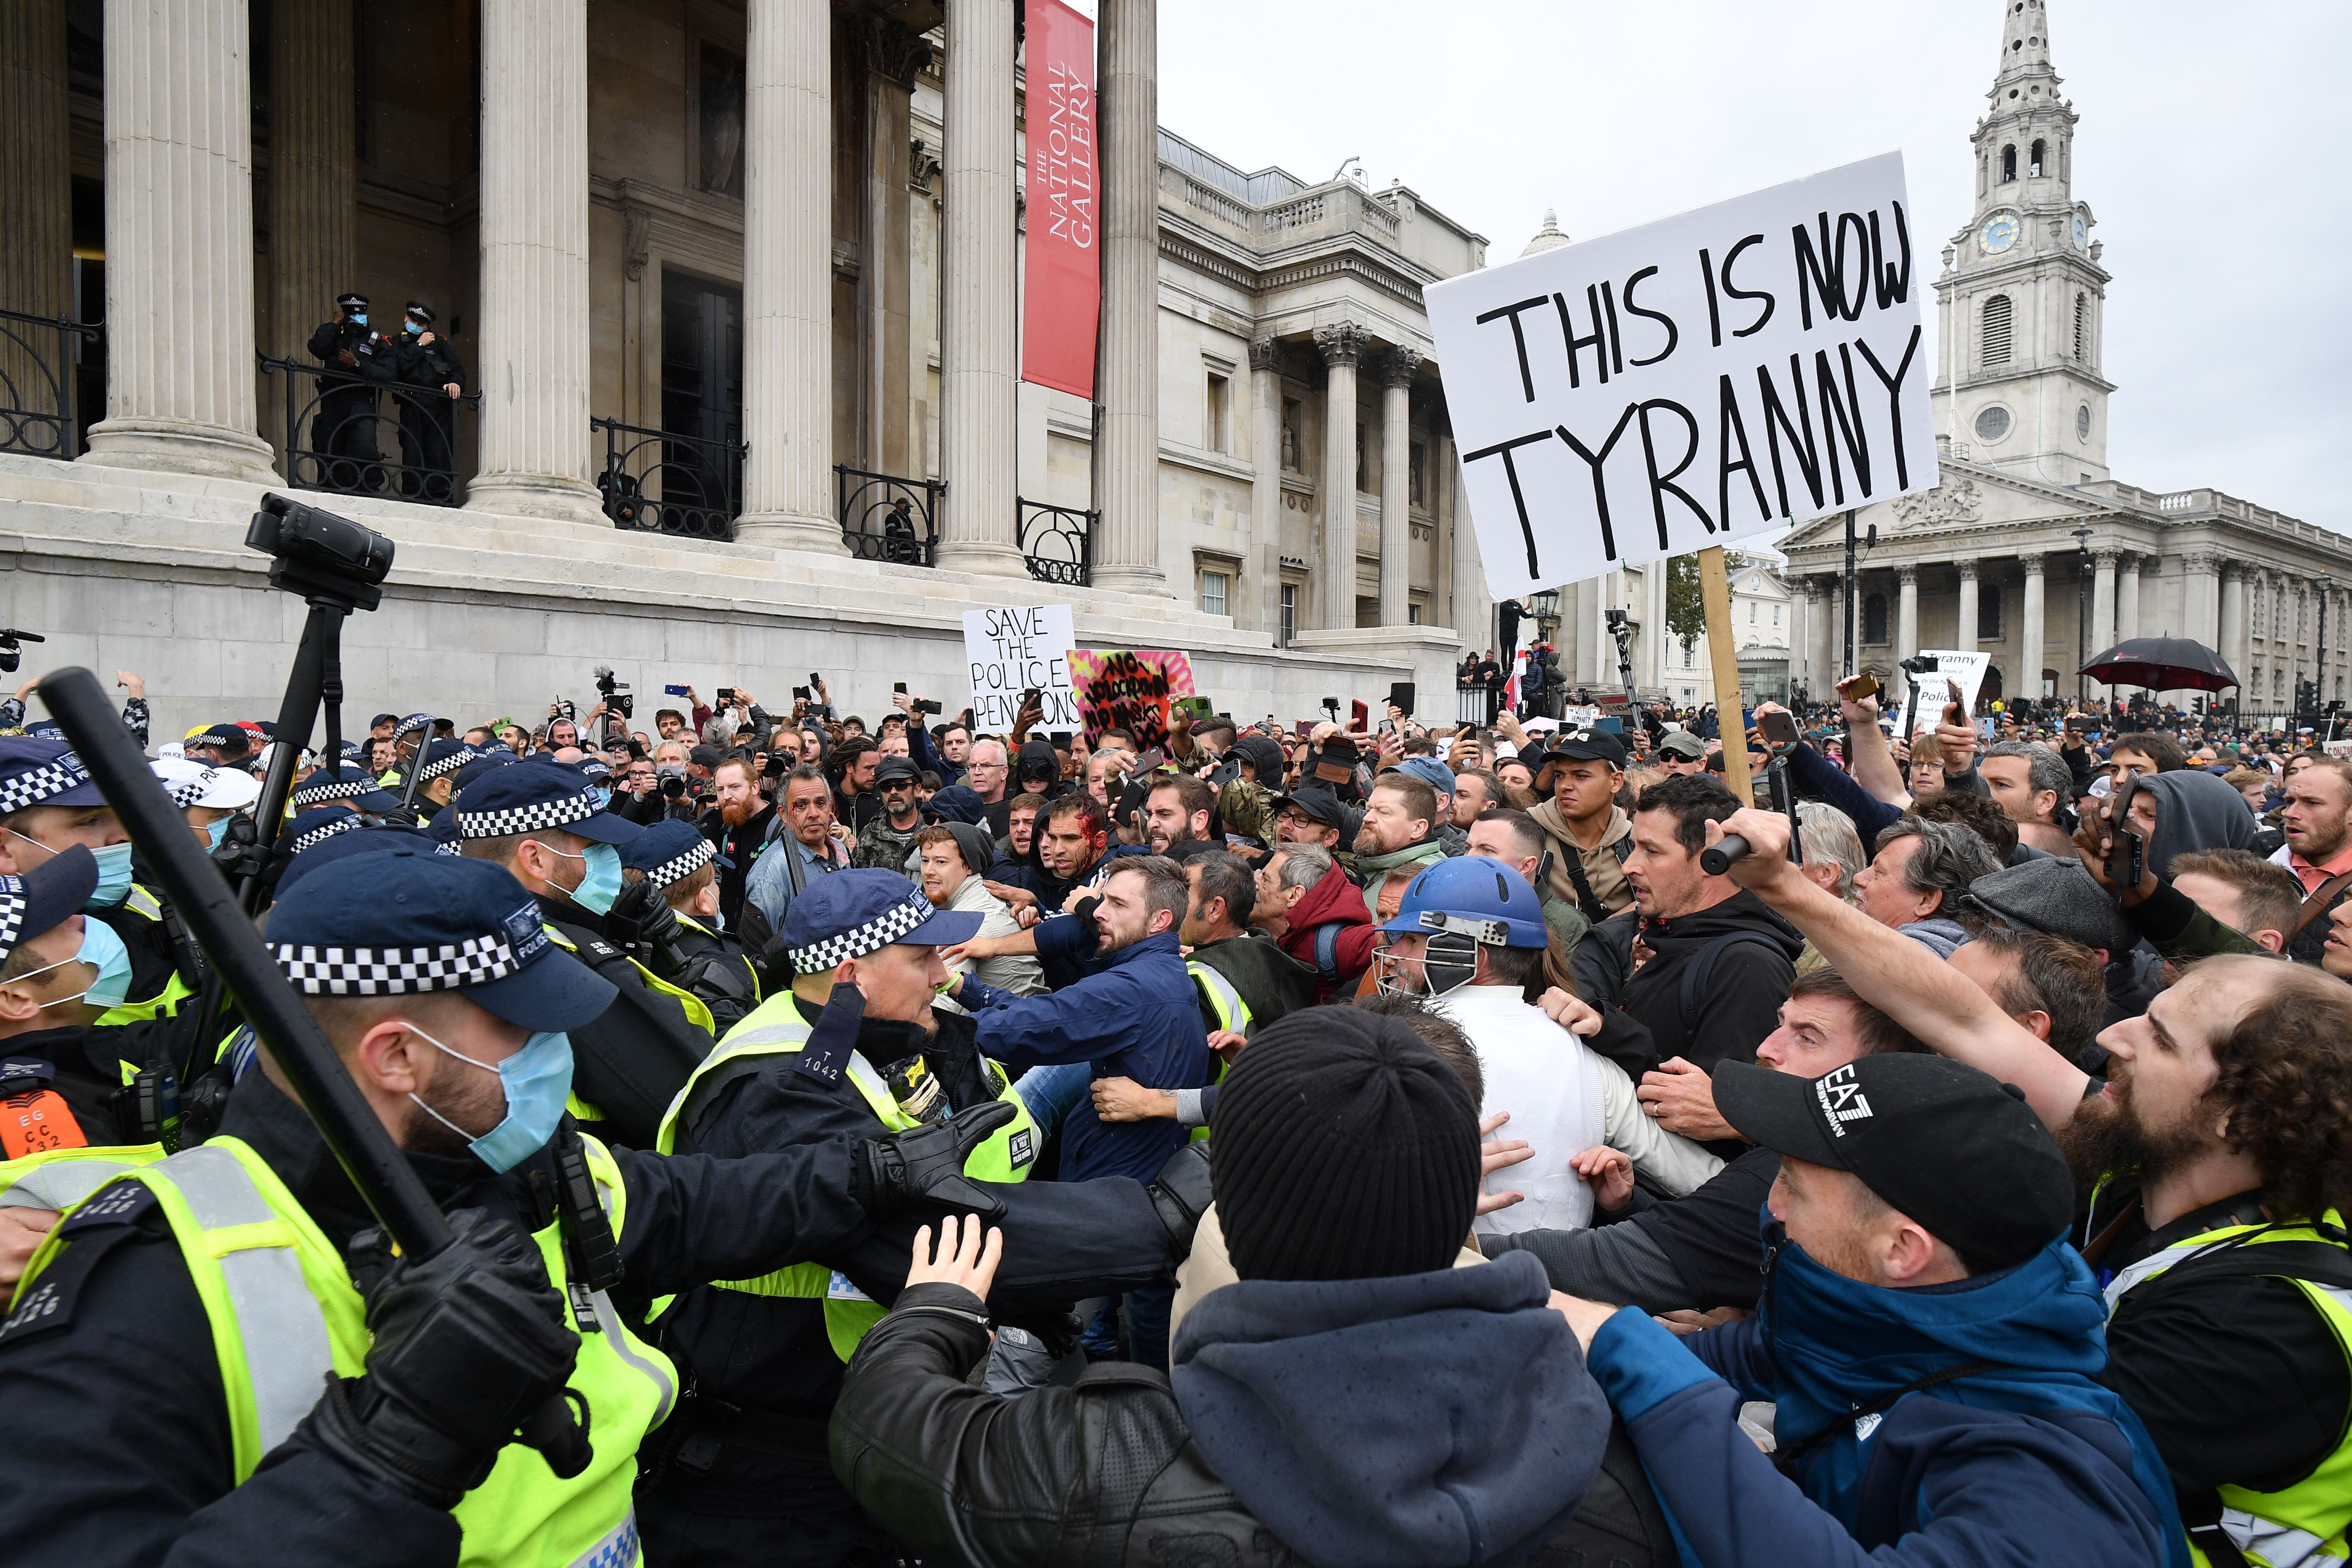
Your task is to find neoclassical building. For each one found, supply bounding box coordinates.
[0,0,1491,732]
[1772,0,2352,710]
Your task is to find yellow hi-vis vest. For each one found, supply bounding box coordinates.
[653,992,1037,1361]
[12,1135,675,1568]
[0,1143,167,1211]
[1183,961,1250,1146]
[94,886,198,1027]
[2105,1209,2352,1568]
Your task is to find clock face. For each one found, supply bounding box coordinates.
[1981,213,2020,254]
[2072,214,2087,249]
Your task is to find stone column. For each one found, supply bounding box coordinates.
[1828,576,1848,678]
[467,0,601,522]
[1448,428,1487,650]
[267,0,356,382]
[2217,562,2246,695]
[1375,348,1418,625]
[731,0,840,549]
[852,18,926,479]
[1248,335,1283,635]
[1092,0,1162,591]
[1314,321,1365,629]
[1895,565,1919,664]
[1,0,73,447]
[82,0,278,480]
[2116,553,2142,642]
[2090,548,2119,699]
[1802,579,1827,688]
[2021,556,2047,702]
[934,0,1020,573]
[1955,561,1980,651]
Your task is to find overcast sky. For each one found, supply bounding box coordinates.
[1154,1,2351,536]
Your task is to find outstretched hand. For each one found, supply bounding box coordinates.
[1478,1111,1532,1215]
[906,1214,1002,1304]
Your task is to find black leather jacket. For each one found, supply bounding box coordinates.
[828,1283,1669,1568]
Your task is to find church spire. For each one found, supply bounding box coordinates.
[1987,0,2063,113]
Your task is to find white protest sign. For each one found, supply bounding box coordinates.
[1886,649,1991,740]
[1563,704,1601,728]
[962,604,1080,733]
[1428,153,1937,596]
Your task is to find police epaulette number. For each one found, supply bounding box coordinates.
[58,1181,160,1234]
[583,939,624,964]
[0,1216,150,1347]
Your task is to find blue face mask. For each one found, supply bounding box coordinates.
[349,312,368,325]
[406,1025,575,1174]
[403,318,423,336]
[87,842,134,910]
[592,787,612,809]
[204,816,235,852]
[536,840,622,916]
[19,917,134,1012]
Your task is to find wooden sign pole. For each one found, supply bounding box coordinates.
[1699,546,1753,806]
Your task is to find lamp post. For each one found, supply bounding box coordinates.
[1841,509,1857,678]
[2072,524,2093,710]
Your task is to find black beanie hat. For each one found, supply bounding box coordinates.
[1213,1007,1482,1283]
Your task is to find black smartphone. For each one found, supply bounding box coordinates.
[893,682,907,694]
[663,683,691,697]
[1387,681,1416,718]
[2106,774,2146,887]
[1757,709,1800,749]
[792,685,810,700]
[809,671,823,689]
[914,698,943,715]
[1022,686,1043,706]
[716,687,738,706]
[1133,747,1168,773]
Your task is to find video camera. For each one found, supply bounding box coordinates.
[594,665,634,721]
[246,493,395,611]
[0,628,45,675]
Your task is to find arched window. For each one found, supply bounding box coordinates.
[2001,144,2018,182]
[1982,294,2014,367]
[2073,293,2088,361]
[1864,592,1889,645]
[2029,139,2046,178]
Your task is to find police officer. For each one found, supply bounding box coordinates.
[391,300,464,503]
[452,760,713,1148]
[0,739,204,1029]
[403,737,477,818]
[307,290,393,493]
[618,820,759,1035]
[638,869,1211,1567]
[254,760,406,901]
[0,848,1024,1568]
[378,711,437,786]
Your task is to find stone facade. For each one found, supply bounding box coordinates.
[0,0,1492,735]
[1778,0,2352,709]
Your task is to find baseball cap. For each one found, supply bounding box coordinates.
[267,849,615,1030]
[781,868,983,974]
[454,760,642,846]
[0,738,106,814]
[1392,756,1456,796]
[1547,729,1629,769]
[1658,731,1707,760]
[289,763,400,814]
[1714,1054,2074,1271]
[0,845,99,968]
[619,819,717,891]
[151,759,263,811]
[1271,785,1352,832]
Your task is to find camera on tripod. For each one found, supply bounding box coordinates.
[0,629,46,675]
[594,666,634,721]
[1897,654,1942,678]
[246,493,395,611]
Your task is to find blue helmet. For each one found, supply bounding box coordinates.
[1376,855,1549,949]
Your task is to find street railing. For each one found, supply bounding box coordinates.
[836,465,941,566]
[1017,498,1094,587]
[0,307,101,460]
[592,416,744,541]
[259,353,479,506]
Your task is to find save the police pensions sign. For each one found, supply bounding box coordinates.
[1427,152,1938,596]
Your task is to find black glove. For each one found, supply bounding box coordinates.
[1147,1139,1212,1258]
[295,1208,580,1508]
[604,876,683,973]
[860,1099,1018,1221]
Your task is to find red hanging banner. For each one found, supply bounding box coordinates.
[1021,0,1099,399]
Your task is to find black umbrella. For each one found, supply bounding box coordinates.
[2080,636,2239,693]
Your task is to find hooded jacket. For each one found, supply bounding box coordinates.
[1274,858,1378,1002]
[1617,888,1802,1078]
[825,1251,1670,1568]
[1526,798,1634,918]
[2139,768,2259,875]
[1582,1225,2184,1568]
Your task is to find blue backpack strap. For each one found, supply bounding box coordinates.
[1679,930,1787,1027]
[1313,921,1343,983]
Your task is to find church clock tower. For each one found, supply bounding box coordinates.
[1932,0,2114,486]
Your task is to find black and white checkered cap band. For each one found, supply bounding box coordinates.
[791,890,940,974]
[291,814,364,855]
[392,713,434,739]
[292,772,375,808]
[457,787,604,840]
[645,836,716,890]
[0,885,24,960]
[274,929,526,996]
[417,746,472,783]
[0,752,90,815]
[160,772,210,808]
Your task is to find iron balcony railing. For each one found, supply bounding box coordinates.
[1016,497,1094,587]
[593,416,745,541]
[0,307,101,460]
[836,465,941,566]
[259,352,480,506]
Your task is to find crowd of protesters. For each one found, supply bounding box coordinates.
[0,650,2345,1568]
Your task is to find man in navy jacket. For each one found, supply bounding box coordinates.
[1551,1052,2184,1568]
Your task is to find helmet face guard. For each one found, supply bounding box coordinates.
[1371,918,1485,999]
